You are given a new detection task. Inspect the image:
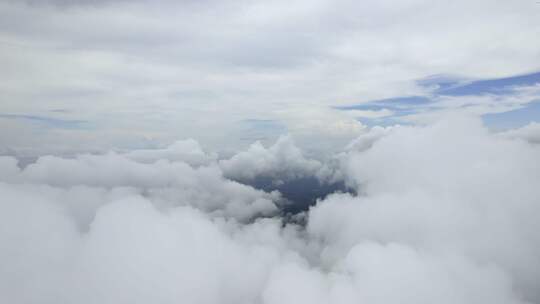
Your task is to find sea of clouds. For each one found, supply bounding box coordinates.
[1,115,540,304]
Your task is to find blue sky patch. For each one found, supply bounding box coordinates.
[338,96,432,111]
[337,71,540,130]
[427,71,540,96]
[482,100,540,131]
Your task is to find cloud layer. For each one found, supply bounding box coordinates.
[1,0,539,152]
[1,115,539,303]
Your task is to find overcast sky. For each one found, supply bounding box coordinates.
[1,0,540,155]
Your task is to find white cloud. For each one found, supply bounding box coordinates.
[125,138,217,166]
[1,0,539,152]
[308,115,540,301]
[1,115,540,303]
[400,84,540,124]
[344,125,398,152]
[276,107,367,155]
[0,151,279,221]
[220,135,322,182]
[500,122,540,144]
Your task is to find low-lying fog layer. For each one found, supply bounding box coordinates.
[1,115,540,304]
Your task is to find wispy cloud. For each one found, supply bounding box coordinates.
[0,114,90,130]
[336,71,540,129]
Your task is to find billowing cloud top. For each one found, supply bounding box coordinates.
[220,135,322,182]
[2,115,540,303]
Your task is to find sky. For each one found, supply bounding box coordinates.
[2,1,540,304]
[1,0,540,156]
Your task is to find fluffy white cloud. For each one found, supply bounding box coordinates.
[0,188,302,304]
[344,125,397,153]
[220,135,323,182]
[0,151,279,221]
[309,115,540,302]
[1,115,540,303]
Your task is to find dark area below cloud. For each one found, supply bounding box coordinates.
[240,176,352,215]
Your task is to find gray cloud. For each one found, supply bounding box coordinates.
[1,0,539,152]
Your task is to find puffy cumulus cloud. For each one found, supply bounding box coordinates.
[2,115,540,304]
[278,107,366,138]
[308,115,540,302]
[276,107,367,155]
[310,125,400,185]
[0,187,306,304]
[220,135,323,183]
[0,150,279,221]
